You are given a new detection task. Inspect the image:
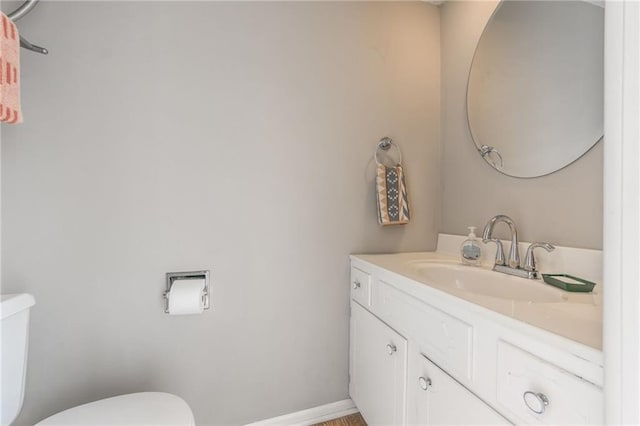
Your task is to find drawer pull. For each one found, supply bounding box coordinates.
[353,280,361,290]
[523,391,549,414]
[418,376,432,390]
[386,343,397,355]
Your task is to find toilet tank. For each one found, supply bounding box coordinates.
[1,294,36,426]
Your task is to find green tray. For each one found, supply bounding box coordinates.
[542,274,596,293]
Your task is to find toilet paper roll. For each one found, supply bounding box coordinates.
[167,278,206,315]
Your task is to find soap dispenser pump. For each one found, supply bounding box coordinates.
[460,226,482,266]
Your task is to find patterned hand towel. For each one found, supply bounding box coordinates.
[0,13,22,124]
[376,164,410,225]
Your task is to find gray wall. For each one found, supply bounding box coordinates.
[1,2,440,425]
[440,1,603,249]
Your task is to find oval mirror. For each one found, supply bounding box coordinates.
[467,1,604,178]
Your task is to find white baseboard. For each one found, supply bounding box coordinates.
[244,399,358,426]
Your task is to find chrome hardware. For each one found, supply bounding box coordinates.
[353,280,361,290]
[524,242,556,278]
[7,0,40,21]
[492,264,541,279]
[524,243,555,271]
[483,215,520,268]
[163,270,210,313]
[386,343,397,355]
[482,214,550,279]
[478,145,503,169]
[483,238,506,266]
[7,0,49,55]
[374,137,403,167]
[378,137,393,151]
[418,376,432,390]
[19,37,48,55]
[523,391,549,414]
[482,213,557,279]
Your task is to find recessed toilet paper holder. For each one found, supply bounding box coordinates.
[163,270,210,314]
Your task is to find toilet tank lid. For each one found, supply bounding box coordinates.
[36,392,195,426]
[1,294,35,320]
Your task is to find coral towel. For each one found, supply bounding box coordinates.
[0,13,22,124]
[376,164,410,226]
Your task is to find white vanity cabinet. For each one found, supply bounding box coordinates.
[495,341,603,425]
[409,351,510,425]
[348,257,604,426]
[349,302,407,425]
[350,295,507,426]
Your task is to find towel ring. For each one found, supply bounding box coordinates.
[8,0,40,21]
[7,0,48,55]
[374,137,402,167]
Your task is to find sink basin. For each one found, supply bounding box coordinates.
[409,262,566,303]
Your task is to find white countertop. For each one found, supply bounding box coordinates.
[352,251,602,351]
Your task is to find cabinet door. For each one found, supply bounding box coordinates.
[350,302,407,426]
[414,353,511,425]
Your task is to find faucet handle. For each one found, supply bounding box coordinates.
[524,242,555,272]
[483,238,506,266]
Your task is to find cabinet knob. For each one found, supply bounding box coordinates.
[523,391,549,415]
[386,343,397,355]
[353,280,361,290]
[418,376,432,390]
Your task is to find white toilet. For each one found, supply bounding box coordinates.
[1,294,195,425]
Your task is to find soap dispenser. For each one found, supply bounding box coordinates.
[460,226,482,266]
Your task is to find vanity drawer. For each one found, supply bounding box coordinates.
[496,341,603,425]
[377,280,473,381]
[350,267,372,307]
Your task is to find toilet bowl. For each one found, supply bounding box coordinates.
[1,294,195,425]
[35,392,195,425]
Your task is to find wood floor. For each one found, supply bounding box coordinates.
[315,412,367,426]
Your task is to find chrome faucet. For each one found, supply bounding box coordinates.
[523,242,555,275]
[482,215,520,268]
[482,215,555,279]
